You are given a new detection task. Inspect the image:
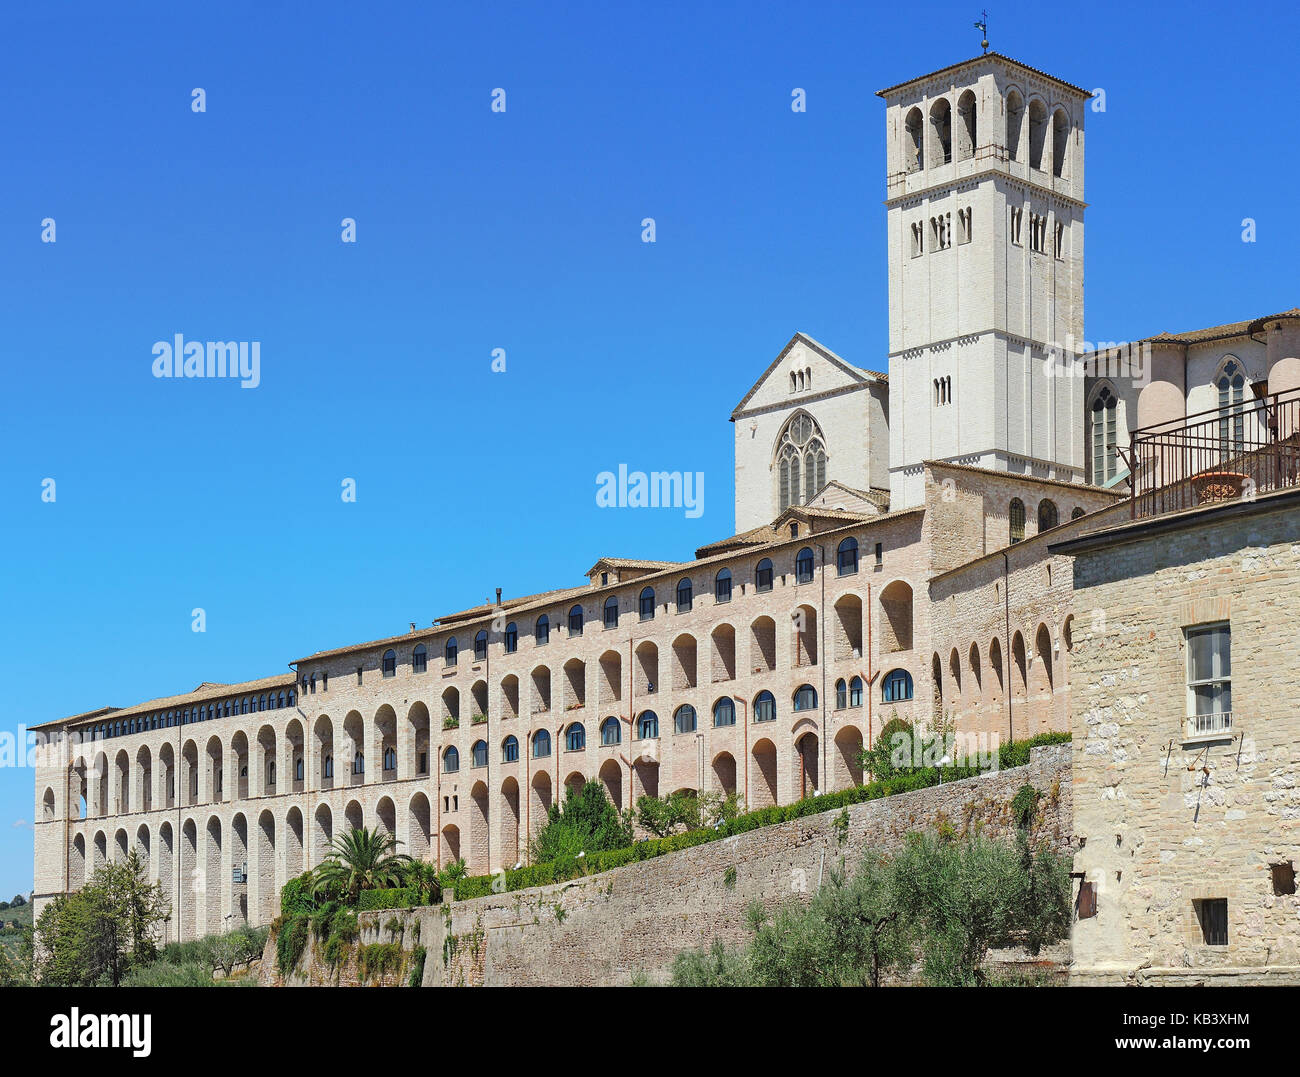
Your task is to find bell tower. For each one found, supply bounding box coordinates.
[878,54,1090,508]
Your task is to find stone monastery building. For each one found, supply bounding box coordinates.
[33,52,1300,942]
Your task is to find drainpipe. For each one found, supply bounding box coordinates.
[865,581,873,750]
[816,542,828,793]
[1001,551,1013,744]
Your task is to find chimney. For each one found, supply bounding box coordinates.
[496,587,502,606]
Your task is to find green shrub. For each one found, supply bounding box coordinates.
[408,945,427,987]
[358,942,403,980]
[276,915,310,976]
[357,887,419,911]
[448,733,1068,903]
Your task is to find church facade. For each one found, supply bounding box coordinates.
[31,53,1299,952]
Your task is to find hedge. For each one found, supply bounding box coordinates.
[453,731,1069,900]
[357,887,420,911]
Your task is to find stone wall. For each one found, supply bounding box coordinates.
[426,744,1070,986]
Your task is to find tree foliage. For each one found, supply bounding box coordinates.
[636,789,741,838]
[35,850,169,987]
[531,780,633,864]
[311,827,411,905]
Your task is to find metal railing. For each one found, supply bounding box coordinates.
[1130,386,1300,519]
[1185,710,1233,741]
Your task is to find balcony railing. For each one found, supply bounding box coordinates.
[1129,386,1300,519]
[1185,710,1233,742]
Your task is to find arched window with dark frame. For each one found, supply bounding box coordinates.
[793,684,818,712]
[535,615,550,646]
[472,740,488,768]
[638,711,659,739]
[504,622,518,653]
[568,604,584,637]
[753,690,776,723]
[639,587,656,621]
[755,558,774,593]
[502,735,519,763]
[413,643,427,673]
[603,596,619,629]
[1038,499,1059,532]
[882,668,913,702]
[849,676,863,707]
[445,637,458,666]
[565,723,586,751]
[600,717,622,745]
[673,705,697,734]
[532,729,551,758]
[383,746,397,771]
[474,629,488,660]
[1090,384,1119,485]
[676,578,693,613]
[1009,499,1026,544]
[443,746,460,773]
[837,537,859,576]
[382,649,397,678]
[714,568,732,604]
[712,697,735,727]
[835,678,848,709]
[795,547,815,583]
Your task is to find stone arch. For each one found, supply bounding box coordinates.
[408,793,432,862]
[833,725,863,790]
[632,757,659,803]
[634,641,659,694]
[113,749,130,815]
[792,605,817,667]
[256,724,277,796]
[833,593,863,661]
[1011,631,1028,738]
[284,718,305,791]
[42,785,55,822]
[470,680,489,720]
[440,823,461,866]
[204,815,223,936]
[376,795,396,841]
[285,806,304,880]
[598,759,622,812]
[231,813,249,925]
[156,823,173,940]
[879,580,914,652]
[530,771,552,842]
[500,675,520,720]
[711,751,737,797]
[1027,96,1049,170]
[929,96,952,163]
[343,711,365,786]
[956,88,977,161]
[256,810,276,925]
[1006,87,1025,160]
[528,667,549,715]
[313,716,334,789]
[1032,622,1055,733]
[134,745,152,813]
[469,782,490,874]
[93,829,108,871]
[904,104,924,171]
[402,702,430,779]
[1051,106,1070,176]
[229,730,249,799]
[70,833,86,889]
[114,827,128,862]
[710,623,737,682]
[312,803,333,868]
[560,660,584,710]
[158,743,175,809]
[597,651,622,705]
[751,738,778,808]
[344,799,364,834]
[671,634,698,691]
[499,778,520,866]
[375,704,398,780]
[750,616,776,673]
[179,819,197,941]
[794,730,820,798]
[204,735,223,803]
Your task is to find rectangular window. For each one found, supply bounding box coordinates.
[874,542,883,568]
[1272,862,1296,896]
[1186,623,1231,735]
[1076,880,1097,920]
[1194,898,1228,946]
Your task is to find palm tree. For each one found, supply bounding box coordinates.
[312,827,411,905]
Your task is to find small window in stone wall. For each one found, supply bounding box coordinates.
[1273,862,1296,896]
[1075,880,1097,920]
[1194,898,1228,946]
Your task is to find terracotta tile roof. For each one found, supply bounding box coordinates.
[585,557,685,575]
[875,52,1091,99]
[1143,308,1300,346]
[923,459,1127,498]
[38,673,296,732]
[693,503,921,559]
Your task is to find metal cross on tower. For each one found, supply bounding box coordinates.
[974,10,990,53]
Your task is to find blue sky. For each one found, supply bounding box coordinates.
[1,0,1296,898]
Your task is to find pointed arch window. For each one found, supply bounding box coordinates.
[1090,385,1119,485]
[775,413,827,512]
[1217,358,1247,460]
